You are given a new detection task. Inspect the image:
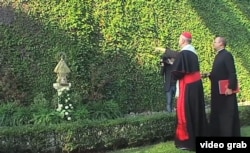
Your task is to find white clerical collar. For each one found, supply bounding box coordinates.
[181,44,197,54]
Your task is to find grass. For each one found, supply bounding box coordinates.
[108,126,250,153]
[108,141,192,153]
[241,126,250,137]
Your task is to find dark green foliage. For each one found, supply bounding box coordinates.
[0,93,61,127]
[0,92,123,127]
[1,0,250,152]
[87,99,123,120]
[0,106,249,152]
[1,104,25,127]
[72,105,89,121]
[0,0,250,118]
[0,67,27,103]
[0,113,176,153]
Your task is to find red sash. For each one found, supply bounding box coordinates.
[176,72,201,140]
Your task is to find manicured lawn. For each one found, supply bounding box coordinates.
[241,126,250,136]
[108,141,192,153]
[108,126,250,153]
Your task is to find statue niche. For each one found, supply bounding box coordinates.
[54,57,70,86]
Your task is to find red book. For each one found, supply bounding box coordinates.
[218,80,240,94]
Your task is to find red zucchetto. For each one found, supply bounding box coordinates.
[182,32,192,39]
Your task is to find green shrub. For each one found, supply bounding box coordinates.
[239,105,250,126]
[0,112,175,153]
[72,105,89,121]
[0,102,20,126]
[1,108,249,152]
[87,100,123,120]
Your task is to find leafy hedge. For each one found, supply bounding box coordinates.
[0,105,250,153]
[0,0,250,113]
[0,113,176,153]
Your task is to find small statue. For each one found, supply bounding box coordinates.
[54,56,70,85]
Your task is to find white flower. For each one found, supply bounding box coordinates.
[55,87,74,121]
[58,104,63,108]
[56,107,61,111]
[56,104,63,111]
[58,91,62,96]
[98,131,102,136]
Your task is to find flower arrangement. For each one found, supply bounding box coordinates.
[56,87,74,121]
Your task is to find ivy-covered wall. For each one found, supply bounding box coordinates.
[0,0,250,112]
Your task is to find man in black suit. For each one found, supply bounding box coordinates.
[157,47,179,112]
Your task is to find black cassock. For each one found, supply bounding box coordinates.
[172,49,208,151]
[209,49,240,136]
